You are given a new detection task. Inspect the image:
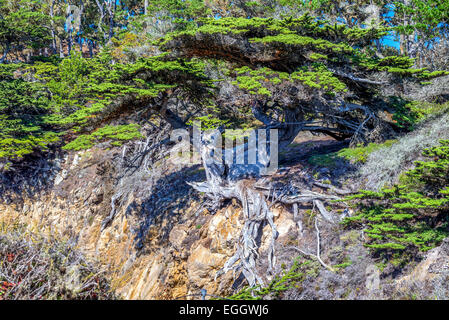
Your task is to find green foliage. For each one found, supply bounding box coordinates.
[161,13,447,106]
[0,0,52,55]
[227,258,318,300]
[389,97,426,130]
[308,140,396,167]
[62,124,143,151]
[162,13,444,82]
[0,63,58,164]
[333,259,353,270]
[0,50,212,167]
[343,140,449,259]
[337,140,397,163]
[29,50,211,127]
[164,14,391,46]
[308,152,342,169]
[393,0,449,41]
[351,50,449,78]
[143,0,209,30]
[232,63,347,97]
[389,98,449,130]
[186,113,230,130]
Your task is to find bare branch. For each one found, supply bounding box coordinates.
[313,199,335,223]
[287,217,335,272]
[329,68,386,85]
[313,181,354,195]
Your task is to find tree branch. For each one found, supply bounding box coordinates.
[329,68,386,85]
[287,217,334,272]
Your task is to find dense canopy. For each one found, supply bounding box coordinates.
[1,0,448,170]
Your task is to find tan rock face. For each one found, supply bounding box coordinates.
[0,147,298,300]
[396,239,449,291]
[169,226,188,251]
[187,244,227,290]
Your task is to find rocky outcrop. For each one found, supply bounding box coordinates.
[391,238,449,299]
[0,144,300,299]
[2,137,449,300]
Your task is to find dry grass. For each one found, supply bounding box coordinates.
[357,111,449,190]
[0,225,117,300]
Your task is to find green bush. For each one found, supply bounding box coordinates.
[343,140,449,259]
[227,258,318,300]
[0,64,58,165]
[308,140,396,167]
[0,50,212,169]
[337,140,397,164]
[63,124,143,151]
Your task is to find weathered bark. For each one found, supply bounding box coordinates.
[49,0,57,55]
[105,0,116,42]
[78,0,85,53]
[95,0,106,43]
[66,4,74,55]
[59,37,64,58]
[188,125,342,287]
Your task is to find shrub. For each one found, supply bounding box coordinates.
[62,124,143,151]
[227,258,318,300]
[0,64,58,166]
[308,140,396,168]
[0,228,117,300]
[344,140,449,261]
[337,140,397,164]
